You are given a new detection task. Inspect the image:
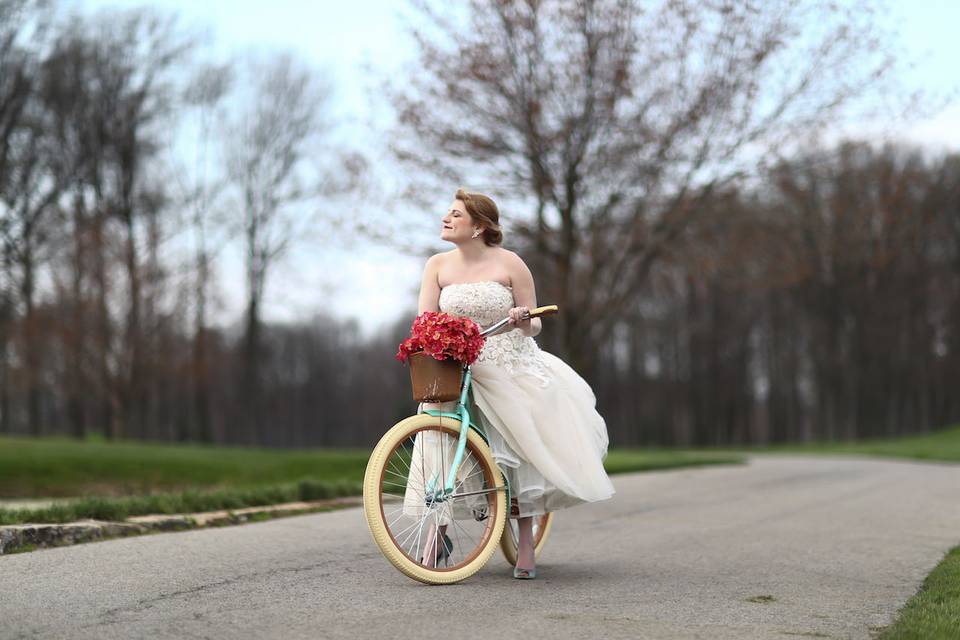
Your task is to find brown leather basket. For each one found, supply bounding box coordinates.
[408,351,463,402]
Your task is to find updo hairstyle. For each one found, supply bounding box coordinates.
[454,188,503,246]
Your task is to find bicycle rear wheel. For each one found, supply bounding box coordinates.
[500,511,554,565]
[363,413,507,584]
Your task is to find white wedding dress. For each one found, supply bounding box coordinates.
[413,280,615,518]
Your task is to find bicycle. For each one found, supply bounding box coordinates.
[363,304,559,584]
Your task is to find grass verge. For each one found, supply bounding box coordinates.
[0,435,370,498]
[603,448,744,474]
[0,435,746,525]
[876,544,960,640]
[0,478,360,525]
[733,425,960,464]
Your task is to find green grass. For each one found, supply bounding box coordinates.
[0,435,370,498]
[877,544,960,640]
[0,478,361,525]
[603,448,744,473]
[0,434,747,525]
[3,424,958,526]
[732,424,960,464]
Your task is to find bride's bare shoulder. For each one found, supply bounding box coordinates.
[496,247,527,266]
[496,248,534,285]
[424,250,455,267]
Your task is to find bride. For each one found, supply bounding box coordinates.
[415,188,615,580]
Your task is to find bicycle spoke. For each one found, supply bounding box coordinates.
[395,508,433,547]
[452,456,482,495]
[393,514,425,546]
[432,508,440,566]
[386,501,417,528]
[387,453,411,480]
[408,517,425,563]
[443,501,462,564]
[448,509,480,557]
[440,430,448,495]
[402,508,435,561]
[385,465,420,483]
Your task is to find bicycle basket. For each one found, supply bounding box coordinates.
[408,351,463,402]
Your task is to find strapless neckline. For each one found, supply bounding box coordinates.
[442,280,512,291]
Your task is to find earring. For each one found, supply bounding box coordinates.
[471,228,481,239]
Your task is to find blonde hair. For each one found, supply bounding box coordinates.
[455,188,503,246]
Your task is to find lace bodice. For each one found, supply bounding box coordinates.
[439,281,551,386]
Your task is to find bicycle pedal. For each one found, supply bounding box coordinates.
[471,507,489,521]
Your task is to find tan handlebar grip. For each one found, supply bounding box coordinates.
[527,305,559,318]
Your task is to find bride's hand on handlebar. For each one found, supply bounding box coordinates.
[507,306,531,331]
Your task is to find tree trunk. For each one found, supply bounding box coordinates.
[121,212,142,439]
[92,210,119,439]
[21,238,40,436]
[0,299,10,435]
[242,292,262,444]
[68,197,87,439]
[191,246,212,442]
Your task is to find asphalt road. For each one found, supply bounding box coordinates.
[3,454,959,640]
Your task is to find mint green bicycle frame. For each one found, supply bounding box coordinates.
[419,365,512,510]
[418,312,523,509]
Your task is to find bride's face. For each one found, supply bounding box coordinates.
[440,199,478,244]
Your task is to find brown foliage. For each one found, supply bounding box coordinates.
[385,0,905,378]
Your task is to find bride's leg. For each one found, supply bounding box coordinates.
[419,522,436,566]
[516,516,536,571]
[419,523,450,567]
[417,401,447,567]
[417,400,457,567]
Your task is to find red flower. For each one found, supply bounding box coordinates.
[396,311,486,366]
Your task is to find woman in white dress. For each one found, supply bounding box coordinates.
[416,188,615,579]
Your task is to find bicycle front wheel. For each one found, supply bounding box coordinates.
[363,413,507,584]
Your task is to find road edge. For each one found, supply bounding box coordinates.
[0,496,362,555]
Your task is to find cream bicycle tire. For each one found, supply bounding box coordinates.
[363,413,507,584]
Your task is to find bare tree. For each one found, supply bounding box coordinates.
[0,0,64,435]
[180,62,233,442]
[21,8,192,440]
[0,0,40,433]
[85,9,192,438]
[385,0,906,377]
[225,53,332,443]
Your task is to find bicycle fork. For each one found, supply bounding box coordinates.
[421,366,510,513]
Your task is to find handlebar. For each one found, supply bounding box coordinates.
[479,305,559,338]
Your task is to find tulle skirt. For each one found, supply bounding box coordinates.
[409,349,615,520]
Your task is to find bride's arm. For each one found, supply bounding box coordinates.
[507,253,542,338]
[417,254,442,314]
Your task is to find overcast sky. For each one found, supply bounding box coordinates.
[73,0,960,337]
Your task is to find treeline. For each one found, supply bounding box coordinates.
[2,0,958,448]
[0,0,354,446]
[587,143,960,445]
[380,0,960,446]
[170,140,960,449]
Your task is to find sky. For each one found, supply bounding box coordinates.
[72,0,960,337]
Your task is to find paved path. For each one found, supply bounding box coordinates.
[2,454,959,639]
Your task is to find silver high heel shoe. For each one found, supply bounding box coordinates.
[513,566,536,579]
